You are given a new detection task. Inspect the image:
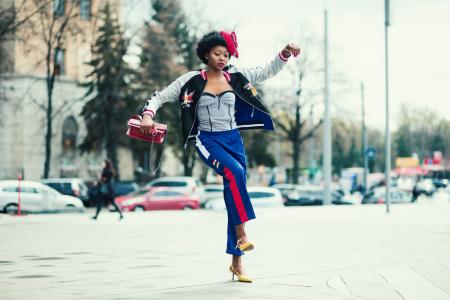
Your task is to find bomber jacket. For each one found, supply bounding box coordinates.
[142,51,291,149]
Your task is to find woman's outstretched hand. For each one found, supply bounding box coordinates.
[140,115,155,135]
[282,43,301,58]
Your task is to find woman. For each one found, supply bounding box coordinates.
[92,159,124,220]
[140,31,300,282]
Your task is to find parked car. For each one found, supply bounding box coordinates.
[116,187,200,212]
[285,185,352,206]
[41,178,89,205]
[145,176,204,195]
[84,181,139,208]
[114,187,151,203]
[415,179,436,197]
[271,184,299,202]
[362,187,413,204]
[396,177,415,192]
[204,187,284,210]
[201,184,224,207]
[432,178,448,189]
[113,181,139,197]
[84,180,99,207]
[0,180,85,214]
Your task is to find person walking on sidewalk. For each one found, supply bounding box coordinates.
[92,159,123,220]
[139,30,300,282]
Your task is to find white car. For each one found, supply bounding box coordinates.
[204,186,284,210]
[200,184,224,207]
[271,183,300,201]
[0,180,85,214]
[362,187,413,204]
[41,178,89,204]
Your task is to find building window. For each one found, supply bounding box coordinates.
[54,48,65,75]
[61,116,79,177]
[53,0,65,17]
[80,0,91,20]
[62,116,78,150]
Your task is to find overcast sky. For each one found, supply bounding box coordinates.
[123,0,450,130]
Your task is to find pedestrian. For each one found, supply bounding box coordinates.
[139,30,300,282]
[92,159,124,220]
[412,184,419,202]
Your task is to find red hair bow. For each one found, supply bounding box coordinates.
[220,31,239,58]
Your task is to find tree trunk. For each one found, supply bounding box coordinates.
[292,137,300,184]
[43,47,55,179]
[291,104,301,184]
[43,77,53,179]
[105,113,119,180]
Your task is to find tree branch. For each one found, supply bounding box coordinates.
[299,119,323,143]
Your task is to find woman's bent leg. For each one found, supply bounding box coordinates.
[196,131,255,255]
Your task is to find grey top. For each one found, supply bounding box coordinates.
[197,91,237,132]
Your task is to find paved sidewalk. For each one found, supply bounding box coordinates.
[1,200,450,299]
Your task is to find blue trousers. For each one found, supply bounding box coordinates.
[195,129,256,256]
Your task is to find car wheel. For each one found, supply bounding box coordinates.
[134,206,145,212]
[4,203,18,215]
[183,205,193,210]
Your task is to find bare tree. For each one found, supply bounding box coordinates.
[272,50,323,184]
[0,1,50,82]
[30,0,81,178]
[0,0,50,37]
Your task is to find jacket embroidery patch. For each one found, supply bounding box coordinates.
[244,82,258,97]
[181,91,194,108]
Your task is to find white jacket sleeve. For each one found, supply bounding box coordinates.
[233,52,289,85]
[142,71,197,118]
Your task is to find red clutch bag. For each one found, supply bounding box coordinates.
[126,115,167,144]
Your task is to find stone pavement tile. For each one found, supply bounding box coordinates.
[77,270,352,300]
[113,281,347,300]
[378,264,450,300]
[410,262,450,295]
[1,288,97,300]
[140,271,374,300]
[137,270,358,300]
[339,269,404,300]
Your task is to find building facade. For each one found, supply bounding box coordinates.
[0,0,136,181]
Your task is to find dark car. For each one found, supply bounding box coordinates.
[432,178,448,189]
[113,181,139,197]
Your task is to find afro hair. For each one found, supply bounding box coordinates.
[196,31,228,64]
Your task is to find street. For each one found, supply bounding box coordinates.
[1,201,450,299]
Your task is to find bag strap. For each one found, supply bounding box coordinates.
[147,127,168,176]
[131,114,167,175]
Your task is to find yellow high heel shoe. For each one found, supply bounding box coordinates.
[229,265,252,283]
[236,238,254,252]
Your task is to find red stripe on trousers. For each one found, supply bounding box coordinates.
[224,167,248,223]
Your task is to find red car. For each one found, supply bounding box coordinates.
[115,187,200,212]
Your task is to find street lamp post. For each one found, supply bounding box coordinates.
[323,9,332,205]
[361,82,368,193]
[384,0,391,213]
